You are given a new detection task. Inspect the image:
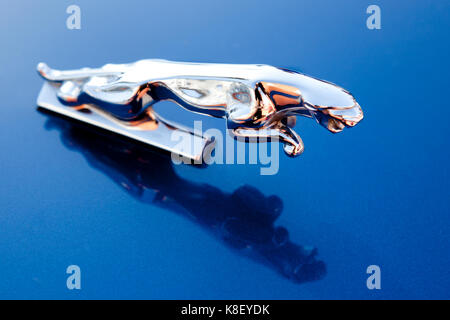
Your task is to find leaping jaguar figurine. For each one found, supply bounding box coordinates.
[37,59,363,156]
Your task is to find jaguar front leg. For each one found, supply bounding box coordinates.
[230,122,304,157]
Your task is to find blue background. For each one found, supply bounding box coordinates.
[0,0,449,299]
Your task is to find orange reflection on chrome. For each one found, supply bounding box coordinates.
[260,82,302,107]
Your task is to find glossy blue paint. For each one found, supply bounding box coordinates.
[0,0,449,299]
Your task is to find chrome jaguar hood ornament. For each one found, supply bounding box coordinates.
[37,59,363,159]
